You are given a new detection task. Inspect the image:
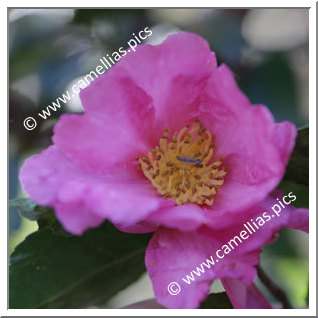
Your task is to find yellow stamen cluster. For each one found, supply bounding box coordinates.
[137,119,227,205]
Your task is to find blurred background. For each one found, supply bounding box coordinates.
[9,8,309,308]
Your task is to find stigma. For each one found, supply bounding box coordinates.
[137,119,227,206]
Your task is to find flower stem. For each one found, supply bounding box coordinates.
[257,266,293,309]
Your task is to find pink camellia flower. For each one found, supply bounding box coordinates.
[20,32,308,309]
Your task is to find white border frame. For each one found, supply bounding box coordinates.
[3,1,316,316]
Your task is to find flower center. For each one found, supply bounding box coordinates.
[137,119,227,206]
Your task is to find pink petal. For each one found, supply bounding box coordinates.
[272,121,298,165]
[55,201,104,235]
[82,32,217,138]
[286,208,309,232]
[145,204,209,231]
[145,228,259,309]
[200,191,308,255]
[53,76,156,173]
[145,193,308,308]
[19,146,172,235]
[198,64,297,218]
[222,278,272,309]
[114,222,157,234]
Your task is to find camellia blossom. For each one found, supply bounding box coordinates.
[20,32,309,309]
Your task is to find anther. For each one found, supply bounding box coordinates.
[137,120,226,206]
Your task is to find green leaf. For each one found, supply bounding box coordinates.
[283,127,309,186]
[10,221,151,308]
[278,127,309,207]
[10,198,53,222]
[278,180,308,209]
[200,292,233,309]
[9,198,69,235]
